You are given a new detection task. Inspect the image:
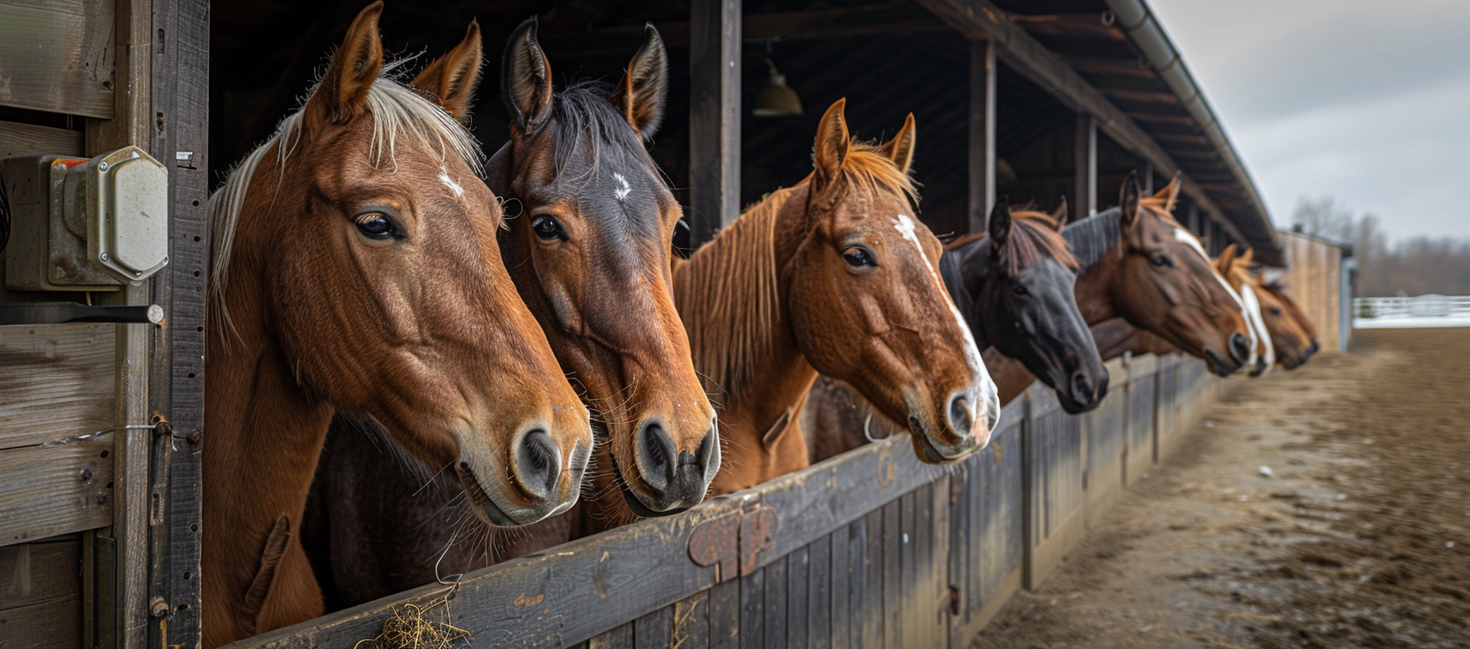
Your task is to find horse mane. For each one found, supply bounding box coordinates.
[945,211,1077,277]
[545,80,662,188]
[675,188,789,401]
[678,144,916,402]
[1062,208,1123,270]
[207,60,484,343]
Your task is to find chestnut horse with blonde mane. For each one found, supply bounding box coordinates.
[304,20,718,607]
[202,5,589,644]
[671,100,999,501]
[1217,244,1315,369]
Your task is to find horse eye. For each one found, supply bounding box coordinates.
[1151,254,1173,268]
[532,215,565,241]
[1269,307,1284,316]
[1010,283,1028,297]
[842,247,874,267]
[355,213,397,240]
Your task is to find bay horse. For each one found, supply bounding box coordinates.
[1211,243,1275,375]
[677,100,999,499]
[305,21,716,606]
[203,4,589,645]
[805,173,1255,461]
[805,197,1108,461]
[1217,245,1314,369]
[1260,277,1322,365]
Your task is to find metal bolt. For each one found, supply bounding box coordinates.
[80,469,93,483]
[97,161,109,172]
[150,597,169,618]
[99,252,110,262]
[186,428,202,447]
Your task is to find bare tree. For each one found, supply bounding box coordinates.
[1292,196,1355,241]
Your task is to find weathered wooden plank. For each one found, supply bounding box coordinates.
[0,324,116,451]
[0,591,83,649]
[589,622,635,649]
[830,527,851,649]
[708,581,736,649]
[808,537,830,649]
[900,490,917,649]
[688,0,742,246]
[914,484,936,649]
[882,499,900,649]
[0,436,113,547]
[967,37,996,234]
[763,554,787,649]
[861,510,881,649]
[785,547,808,649]
[634,606,673,649]
[947,462,970,637]
[0,121,85,158]
[0,0,115,118]
[741,567,764,649]
[0,536,82,611]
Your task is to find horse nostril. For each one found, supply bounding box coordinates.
[946,394,973,438]
[636,421,677,493]
[1229,332,1251,365]
[513,430,561,501]
[691,425,718,471]
[1071,371,1094,402]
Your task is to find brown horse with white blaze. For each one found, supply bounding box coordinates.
[677,101,999,498]
[1217,245,1315,369]
[202,5,589,645]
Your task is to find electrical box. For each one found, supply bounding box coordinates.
[3,146,169,291]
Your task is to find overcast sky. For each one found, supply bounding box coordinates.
[1148,0,1470,240]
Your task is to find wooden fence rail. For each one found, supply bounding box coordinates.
[226,353,1224,649]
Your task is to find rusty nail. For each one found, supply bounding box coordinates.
[187,428,201,446]
[153,421,172,438]
[81,469,93,483]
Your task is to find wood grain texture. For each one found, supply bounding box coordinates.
[0,535,82,610]
[0,0,115,117]
[0,592,83,649]
[0,121,85,158]
[0,324,116,451]
[0,436,112,546]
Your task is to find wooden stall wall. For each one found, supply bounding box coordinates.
[1274,232,1344,351]
[225,354,1224,649]
[0,0,209,646]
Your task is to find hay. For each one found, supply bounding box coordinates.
[354,588,470,649]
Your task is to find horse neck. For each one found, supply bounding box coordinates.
[676,194,816,493]
[203,257,335,615]
[940,242,991,350]
[1063,210,1125,325]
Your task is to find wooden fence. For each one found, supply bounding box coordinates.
[1274,232,1346,351]
[228,353,1224,649]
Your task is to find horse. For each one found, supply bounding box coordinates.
[1259,277,1321,365]
[804,197,1108,462]
[1217,245,1314,369]
[1207,243,1273,375]
[673,100,999,499]
[202,5,590,645]
[304,20,716,607]
[805,173,1256,462]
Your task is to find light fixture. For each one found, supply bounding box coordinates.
[753,42,802,118]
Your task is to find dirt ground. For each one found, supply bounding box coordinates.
[975,328,1470,648]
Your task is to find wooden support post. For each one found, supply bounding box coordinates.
[1187,202,1201,235]
[1141,162,1153,195]
[1073,114,1096,216]
[689,0,742,247]
[967,38,996,235]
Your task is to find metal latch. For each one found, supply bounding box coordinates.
[3,146,169,291]
[687,505,780,582]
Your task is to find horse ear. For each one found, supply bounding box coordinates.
[988,197,1011,249]
[303,2,384,130]
[812,98,851,191]
[502,17,554,135]
[410,20,483,124]
[1239,247,1255,265]
[1215,243,1238,275]
[1154,172,1181,213]
[611,24,669,142]
[1118,171,1141,229]
[1051,195,1069,228]
[880,113,917,175]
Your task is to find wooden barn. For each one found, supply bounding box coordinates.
[0,0,1348,648]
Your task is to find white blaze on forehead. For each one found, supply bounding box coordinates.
[438,167,464,199]
[1174,228,1256,365]
[893,214,999,428]
[1240,284,1275,369]
[613,173,632,202]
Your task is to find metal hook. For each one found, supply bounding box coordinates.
[863,413,890,444]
